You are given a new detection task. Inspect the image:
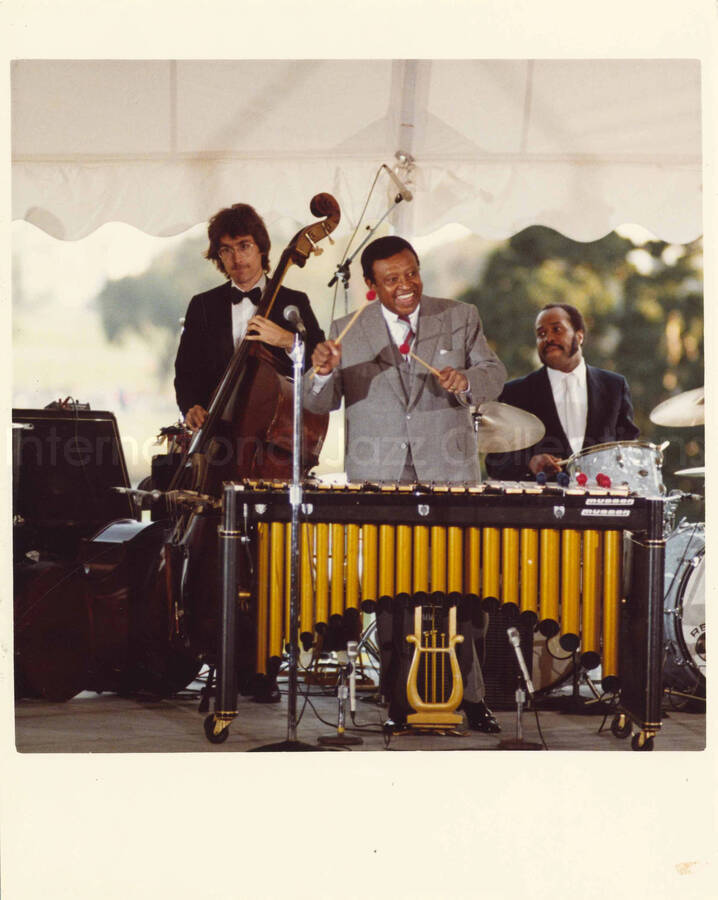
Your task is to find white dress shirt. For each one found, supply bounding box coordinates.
[546,358,588,454]
[379,304,419,360]
[231,274,266,346]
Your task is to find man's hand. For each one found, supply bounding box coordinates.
[529,453,563,475]
[244,315,294,350]
[311,340,342,375]
[185,404,208,431]
[437,366,469,394]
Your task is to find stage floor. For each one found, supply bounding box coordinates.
[14,675,706,753]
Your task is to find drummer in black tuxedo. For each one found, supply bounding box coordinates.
[174,203,324,429]
[485,304,639,480]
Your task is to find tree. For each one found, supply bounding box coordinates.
[93,234,219,376]
[460,226,704,490]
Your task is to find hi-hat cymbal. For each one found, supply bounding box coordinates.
[674,466,705,478]
[475,402,546,453]
[650,386,704,427]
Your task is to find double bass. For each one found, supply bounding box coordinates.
[75,194,341,698]
[171,192,340,494]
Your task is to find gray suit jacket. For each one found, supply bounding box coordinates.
[303,295,506,483]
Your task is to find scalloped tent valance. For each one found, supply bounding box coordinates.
[11,59,702,243]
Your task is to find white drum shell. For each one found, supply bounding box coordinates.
[663,522,705,691]
[567,440,665,496]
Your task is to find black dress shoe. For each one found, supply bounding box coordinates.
[462,700,501,734]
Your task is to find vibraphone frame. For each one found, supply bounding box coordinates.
[207,481,665,746]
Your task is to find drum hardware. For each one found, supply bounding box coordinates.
[649,386,704,427]
[664,686,706,708]
[534,652,617,717]
[663,490,685,537]
[497,627,544,750]
[473,401,546,453]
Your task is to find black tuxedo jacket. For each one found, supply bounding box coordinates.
[174,281,325,415]
[485,364,639,480]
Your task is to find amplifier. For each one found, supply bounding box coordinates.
[12,407,137,556]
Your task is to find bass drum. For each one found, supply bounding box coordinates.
[663,522,705,697]
[533,633,574,694]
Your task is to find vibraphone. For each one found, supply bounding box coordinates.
[208,480,665,743]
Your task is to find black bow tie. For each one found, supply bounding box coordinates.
[232,286,262,305]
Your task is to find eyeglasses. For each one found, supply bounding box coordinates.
[218,240,258,260]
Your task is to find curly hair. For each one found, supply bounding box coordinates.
[205,204,271,276]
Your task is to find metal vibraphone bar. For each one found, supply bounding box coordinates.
[210,480,665,742]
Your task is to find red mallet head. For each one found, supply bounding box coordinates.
[596,473,612,488]
[366,289,377,301]
[576,472,588,486]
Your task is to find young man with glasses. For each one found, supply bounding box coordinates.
[174,203,325,429]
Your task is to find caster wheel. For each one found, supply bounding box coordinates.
[204,714,229,744]
[631,732,654,751]
[611,714,632,739]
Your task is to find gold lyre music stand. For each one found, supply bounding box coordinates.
[405,603,465,731]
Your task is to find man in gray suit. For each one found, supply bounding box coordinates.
[304,235,506,732]
[306,236,506,483]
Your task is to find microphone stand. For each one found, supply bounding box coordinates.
[498,629,543,750]
[318,644,363,746]
[251,332,326,751]
[328,194,406,314]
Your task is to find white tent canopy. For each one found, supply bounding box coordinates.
[12,59,702,243]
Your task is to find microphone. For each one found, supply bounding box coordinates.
[507,627,535,698]
[382,164,413,202]
[346,641,358,714]
[283,304,306,336]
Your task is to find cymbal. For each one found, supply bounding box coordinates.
[674,466,705,478]
[475,401,546,453]
[650,386,704,427]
